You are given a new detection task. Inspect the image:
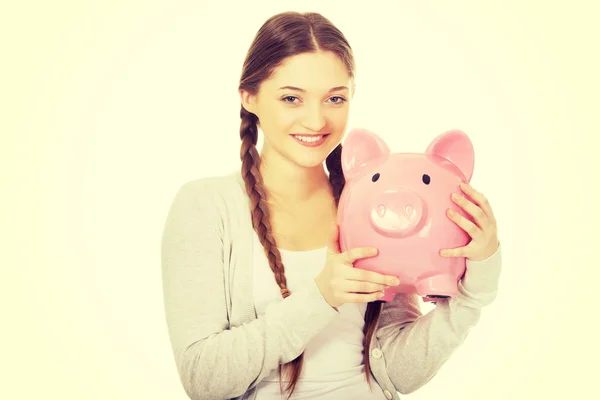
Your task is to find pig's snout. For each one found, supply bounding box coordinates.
[369,189,425,237]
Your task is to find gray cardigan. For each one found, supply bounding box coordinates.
[160,170,503,400]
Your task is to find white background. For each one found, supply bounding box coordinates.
[3,0,599,399]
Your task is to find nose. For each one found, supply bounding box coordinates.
[369,188,426,237]
[302,105,327,132]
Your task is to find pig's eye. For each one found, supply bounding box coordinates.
[372,173,380,182]
[422,174,431,185]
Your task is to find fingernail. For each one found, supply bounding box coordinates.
[391,278,400,286]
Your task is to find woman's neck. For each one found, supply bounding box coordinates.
[259,151,332,202]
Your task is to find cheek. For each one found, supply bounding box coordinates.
[327,108,350,131]
[267,104,295,126]
[277,110,299,128]
[258,103,295,131]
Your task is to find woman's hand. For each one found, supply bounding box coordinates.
[440,182,499,262]
[315,223,400,309]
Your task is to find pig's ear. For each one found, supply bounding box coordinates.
[341,128,390,180]
[425,129,475,181]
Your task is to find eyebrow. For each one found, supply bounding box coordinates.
[277,85,349,93]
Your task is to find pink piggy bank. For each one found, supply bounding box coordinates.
[337,128,476,303]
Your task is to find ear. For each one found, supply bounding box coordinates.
[341,128,390,180]
[239,89,257,114]
[425,129,475,181]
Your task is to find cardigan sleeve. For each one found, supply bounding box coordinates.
[160,179,338,400]
[374,243,503,394]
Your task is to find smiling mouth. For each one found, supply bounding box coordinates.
[291,134,329,143]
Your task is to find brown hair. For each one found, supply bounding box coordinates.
[238,11,383,399]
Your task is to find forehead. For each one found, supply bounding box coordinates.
[262,51,351,92]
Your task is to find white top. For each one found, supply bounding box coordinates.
[252,234,388,400]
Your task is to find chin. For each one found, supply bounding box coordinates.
[290,148,338,170]
[293,156,329,169]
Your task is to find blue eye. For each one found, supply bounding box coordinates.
[282,96,298,103]
[329,96,346,104]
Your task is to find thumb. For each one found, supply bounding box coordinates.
[328,222,341,254]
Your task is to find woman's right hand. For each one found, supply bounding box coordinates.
[315,222,401,309]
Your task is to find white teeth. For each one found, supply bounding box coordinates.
[294,135,323,142]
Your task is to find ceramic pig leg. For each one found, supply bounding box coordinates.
[422,296,448,302]
[415,274,458,298]
[380,288,397,302]
[422,295,451,305]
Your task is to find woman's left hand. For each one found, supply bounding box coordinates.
[440,181,499,262]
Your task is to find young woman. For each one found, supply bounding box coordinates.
[161,11,502,400]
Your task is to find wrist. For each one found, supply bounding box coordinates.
[313,276,337,310]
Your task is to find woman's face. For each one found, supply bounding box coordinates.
[240,50,354,170]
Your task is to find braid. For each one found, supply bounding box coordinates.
[239,106,303,398]
[325,143,383,388]
[239,107,290,297]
